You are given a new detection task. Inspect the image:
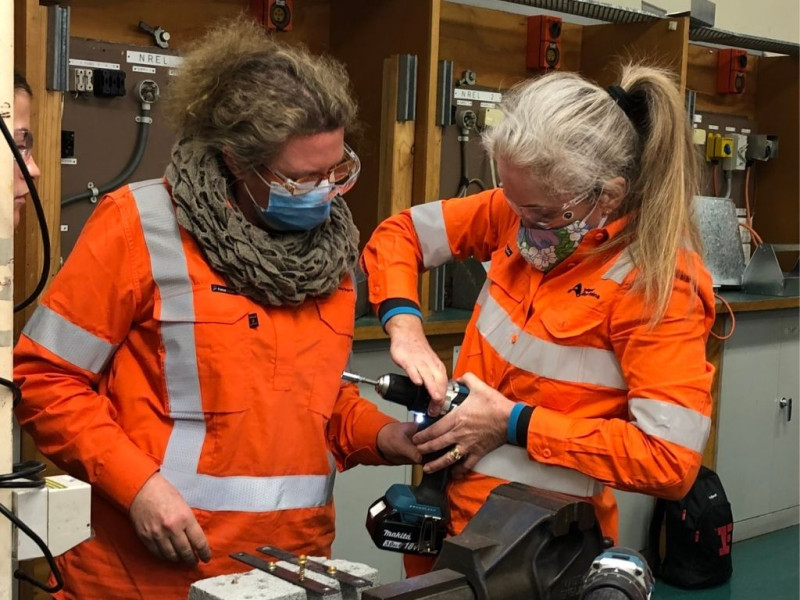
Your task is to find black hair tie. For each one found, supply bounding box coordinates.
[607,85,650,137]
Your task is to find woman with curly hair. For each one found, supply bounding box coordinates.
[14,17,419,598]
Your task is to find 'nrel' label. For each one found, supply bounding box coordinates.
[454,88,502,103]
[126,51,183,68]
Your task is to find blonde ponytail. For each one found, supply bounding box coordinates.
[613,64,703,323]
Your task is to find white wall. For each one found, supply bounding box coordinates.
[655,0,799,43]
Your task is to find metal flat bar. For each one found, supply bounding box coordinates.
[257,545,372,588]
[689,26,800,56]
[499,0,662,24]
[230,552,336,595]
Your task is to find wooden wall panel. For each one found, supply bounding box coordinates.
[580,18,689,88]
[13,0,62,341]
[68,0,331,54]
[687,44,759,119]
[753,55,799,257]
[438,2,582,89]
[330,0,440,249]
[377,56,416,223]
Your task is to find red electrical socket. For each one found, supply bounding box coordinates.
[268,0,293,31]
[526,15,562,70]
[251,0,293,31]
[716,49,748,94]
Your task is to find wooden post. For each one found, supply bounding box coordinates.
[378,55,416,222]
[1,2,16,598]
[14,0,63,340]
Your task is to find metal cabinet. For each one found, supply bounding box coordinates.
[716,308,800,541]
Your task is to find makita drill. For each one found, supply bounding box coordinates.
[342,371,469,555]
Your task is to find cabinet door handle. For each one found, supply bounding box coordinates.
[778,397,793,422]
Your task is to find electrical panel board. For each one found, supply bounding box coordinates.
[438,78,505,312]
[61,38,181,258]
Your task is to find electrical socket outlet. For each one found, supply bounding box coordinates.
[722,133,748,171]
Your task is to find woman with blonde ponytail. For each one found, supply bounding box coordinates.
[362,63,714,576]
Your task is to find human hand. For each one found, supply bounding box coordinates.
[412,373,514,478]
[377,421,423,465]
[129,472,212,566]
[384,314,449,415]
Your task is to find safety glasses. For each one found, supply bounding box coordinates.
[261,143,361,197]
[14,129,34,161]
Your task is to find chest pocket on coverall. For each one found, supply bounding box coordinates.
[514,304,610,411]
[154,288,254,418]
[310,292,355,420]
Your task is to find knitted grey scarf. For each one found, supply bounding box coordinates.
[165,138,359,307]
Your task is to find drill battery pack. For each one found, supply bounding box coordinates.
[366,483,448,555]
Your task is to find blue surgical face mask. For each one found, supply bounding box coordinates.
[245,172,334,232]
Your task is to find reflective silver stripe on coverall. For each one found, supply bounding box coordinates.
[132,180,335,512]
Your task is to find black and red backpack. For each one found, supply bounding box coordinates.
[647,466,734,588]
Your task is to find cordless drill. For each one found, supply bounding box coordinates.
[341,371,469,416]
[342,371,469,555]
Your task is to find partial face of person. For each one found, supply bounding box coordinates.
[497,159,603,230]
[233,128,359,229]
[13,90,41,229]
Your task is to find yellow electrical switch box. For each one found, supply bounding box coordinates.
[705,133,733,161]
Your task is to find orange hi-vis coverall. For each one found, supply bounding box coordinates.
[361,189,715,561]
[14,180,395,599]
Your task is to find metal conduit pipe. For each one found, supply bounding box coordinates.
[62,80,159,207]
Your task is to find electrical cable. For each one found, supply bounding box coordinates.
[712,164,719,197]
[489,155,499,188]
[0,404,64,594]
[723,170,732,199]
[738,221,763,246]
[1,108,66,596]
[0,114,51,313]
[0,503,64,593]
[455,133,487,197]
[457,130,470,197]
[61,104,151,206]
[0,376,22,407]
[0,461,45,489]
[711,293,736,341]
[744,165,753,226]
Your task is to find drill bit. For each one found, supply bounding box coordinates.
[342,371,380,386]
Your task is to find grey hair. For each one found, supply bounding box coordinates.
[484,65,703,325]
[483,71,637,200]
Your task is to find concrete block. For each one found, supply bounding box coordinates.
[189,569,306,600]
[323,559,380,600]
[189,558,379,600]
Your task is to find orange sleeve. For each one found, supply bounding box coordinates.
[326,382,397,470]
[527,253,715,499]
[360,189,517,309]
[14,192,160,512]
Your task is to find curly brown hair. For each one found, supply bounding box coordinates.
[163,16,358,171]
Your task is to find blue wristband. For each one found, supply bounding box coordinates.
[507,402,528,445]
[380,306,423,330]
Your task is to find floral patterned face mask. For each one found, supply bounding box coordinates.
[517,198,605,272]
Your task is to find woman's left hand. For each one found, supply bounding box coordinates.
[412,372,515,478]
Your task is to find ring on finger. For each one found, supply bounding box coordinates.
[448,446,463,462]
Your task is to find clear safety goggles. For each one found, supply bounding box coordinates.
[261,143,361,198]
[14,129,34,161]
[519,190,595,228]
